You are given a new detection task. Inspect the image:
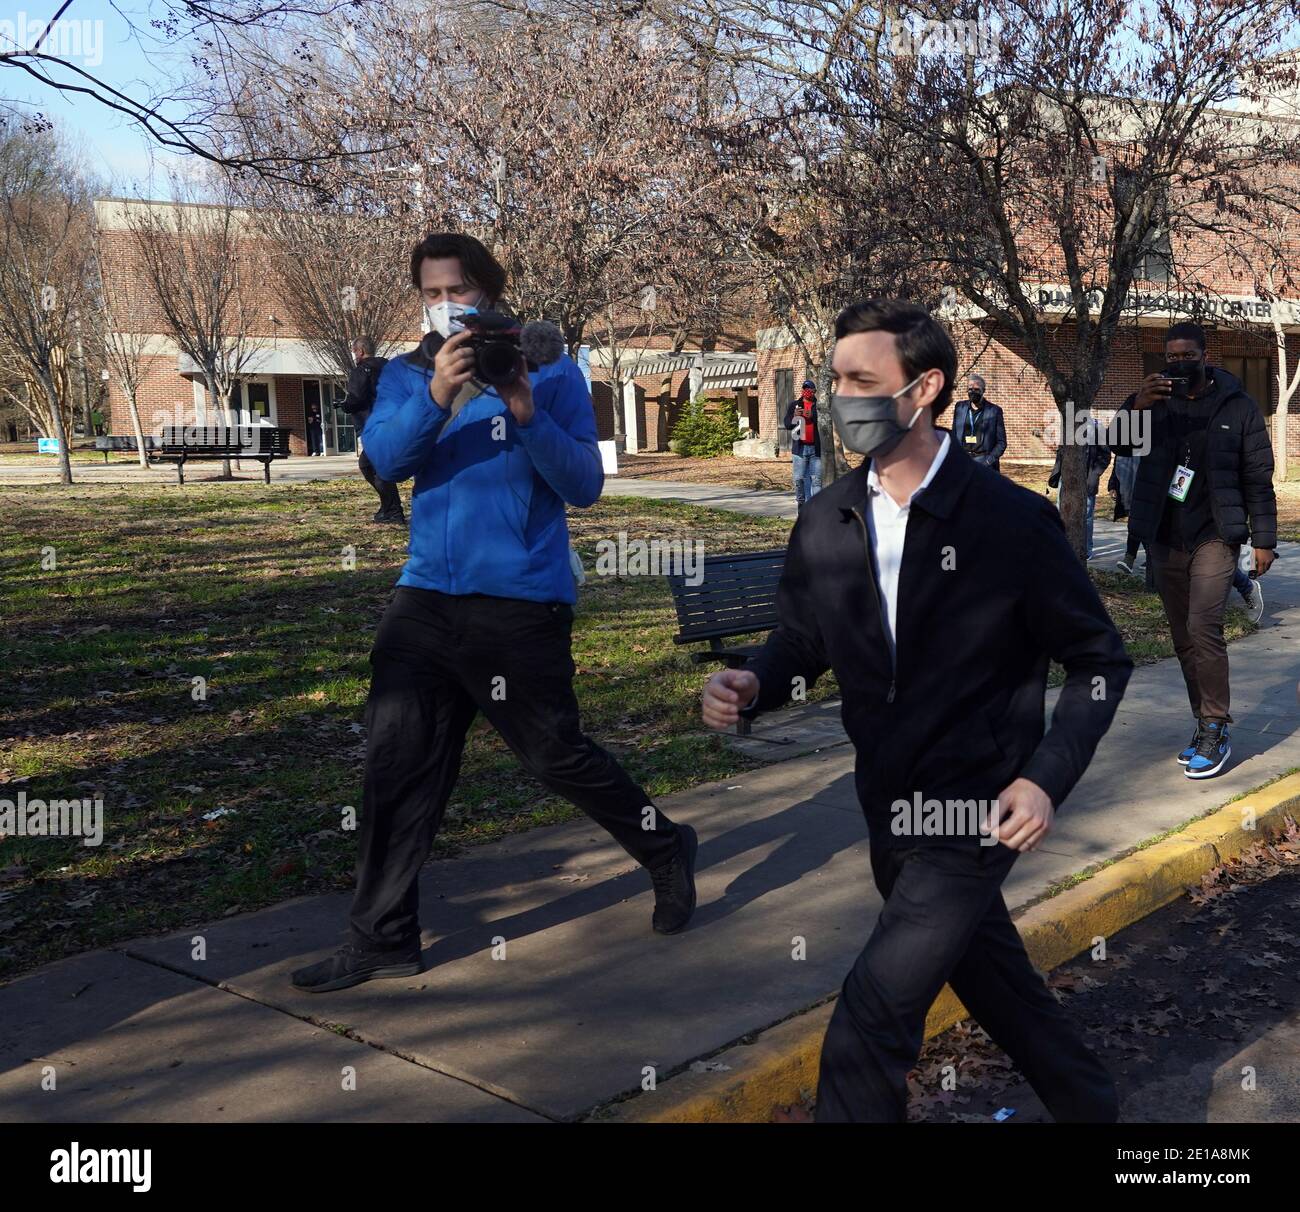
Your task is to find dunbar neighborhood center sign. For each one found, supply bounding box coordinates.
[942,284,1300,328]
[1031,285,1300,327]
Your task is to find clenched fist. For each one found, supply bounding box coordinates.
[702,669,760,730]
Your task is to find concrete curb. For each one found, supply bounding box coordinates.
[592,771,1300,1123]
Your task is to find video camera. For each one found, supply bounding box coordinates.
[418,309,566,388]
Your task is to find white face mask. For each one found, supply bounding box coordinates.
[426,294,486,339]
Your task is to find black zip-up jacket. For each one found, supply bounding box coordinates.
[1106,368,1277,550]
[340,356,390,430]
[741,434,1133,835]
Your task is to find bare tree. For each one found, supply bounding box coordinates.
[663,0,1300,550]
[247,198,418,377]
[0,116,92,484]
[90,241,154,469]
[123,178,270,477]
[1221,198,1300,483]
[0,0,401,181]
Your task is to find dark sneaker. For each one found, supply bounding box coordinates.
[1177,719,1206,766]
[372,509,407,526]
[1116,557,1136,575]
[650,824,698,935]
[291,939,421,993]
[1238,578,1264,624]
[1185,722,1231,780]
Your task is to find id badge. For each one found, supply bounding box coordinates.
[962,432,978,447]
[1168,464,1194,501]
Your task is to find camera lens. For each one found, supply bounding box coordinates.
[478,339,520,386]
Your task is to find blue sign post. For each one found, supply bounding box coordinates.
[37,437,60,454]
[577,344,592,396]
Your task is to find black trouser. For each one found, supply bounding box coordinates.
[350,586,682,947]
[358,448,402,515]
[815,837,1118,1123]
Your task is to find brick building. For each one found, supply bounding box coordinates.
[94,198,423,457]
[98,182,1300,474]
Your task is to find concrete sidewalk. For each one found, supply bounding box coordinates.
[3,528,1297,1122]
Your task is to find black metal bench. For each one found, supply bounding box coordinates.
[667,548,786,735]
[148,425,291,485]
[95,435,159,462]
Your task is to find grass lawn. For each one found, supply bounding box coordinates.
[0,477,1249,981]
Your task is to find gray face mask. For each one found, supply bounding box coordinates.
[831,373,927,457]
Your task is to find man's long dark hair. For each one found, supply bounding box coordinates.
[409,232,507,301]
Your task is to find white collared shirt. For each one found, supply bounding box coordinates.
[866,433,951,655]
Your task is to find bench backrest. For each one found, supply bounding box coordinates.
[668,548,786,643]
[158,425,291,455]
[96,436,158,450]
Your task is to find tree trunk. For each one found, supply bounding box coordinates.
[610,368,625,440]
[814,355,847,483]
[126,389,150,470]
[42,374,73,486]
[1056,433,1089,564]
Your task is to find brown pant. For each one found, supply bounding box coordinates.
[1150,539,1238,724]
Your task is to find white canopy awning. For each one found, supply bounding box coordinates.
[177,340,344,379]
[589,348,757,388]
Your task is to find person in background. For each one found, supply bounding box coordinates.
[784,378,823,508]
[1107,321,1277,779]
[306,402,324,456]
[341,336,405,525]
[1048,414,1111,560]
[1112,451,1148,576]
[948,373,1007,473]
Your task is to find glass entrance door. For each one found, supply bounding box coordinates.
[328,380,356,453]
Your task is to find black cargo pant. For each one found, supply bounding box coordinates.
[350,586,682,948]
[815,836,1118,1122]
[358,448,403,516]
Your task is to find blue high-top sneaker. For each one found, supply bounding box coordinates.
[1177,720,1205,766]
[1185,721,1231,779]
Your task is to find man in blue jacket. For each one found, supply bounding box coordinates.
[292,233,697,992]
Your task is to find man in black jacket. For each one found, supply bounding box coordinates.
[1107,322,1277,780]
[701,299,1131,1123]
[948,373,1007,473]
[342,337,405,524]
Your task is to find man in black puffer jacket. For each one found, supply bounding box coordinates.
[342,336,405,524]
[1107,321,1277,780]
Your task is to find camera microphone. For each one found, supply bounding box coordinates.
[520,320,566,367]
